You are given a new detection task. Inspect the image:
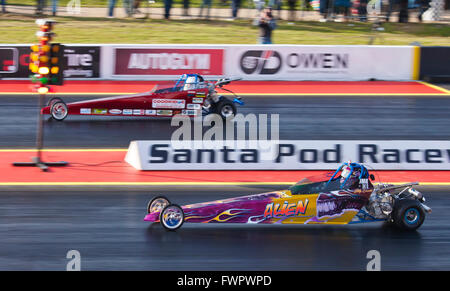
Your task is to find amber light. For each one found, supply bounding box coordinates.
[50,67,59,74]
[41,45,50,52]
[31,45,39,52]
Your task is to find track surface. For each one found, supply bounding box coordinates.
[0,186,448,271]
[1,89,449,270]
[1,94,450,148]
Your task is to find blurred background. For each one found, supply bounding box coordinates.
[0,0,448,45]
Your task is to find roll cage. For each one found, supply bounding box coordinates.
[289,162,371,195]
[173,74,205,91]
[326,162,370,189]
[151,74,206,94]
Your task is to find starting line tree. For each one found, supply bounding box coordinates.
[13,19,68,171]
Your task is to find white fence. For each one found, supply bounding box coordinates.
[0,44,417,81]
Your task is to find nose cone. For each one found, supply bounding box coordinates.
[144,212,159,222]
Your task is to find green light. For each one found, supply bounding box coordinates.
[41,77,49,84]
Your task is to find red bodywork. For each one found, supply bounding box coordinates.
[41,87,209,118]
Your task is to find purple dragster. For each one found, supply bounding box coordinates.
[144,163,431,231]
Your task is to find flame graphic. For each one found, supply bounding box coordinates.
[205,209,250,223]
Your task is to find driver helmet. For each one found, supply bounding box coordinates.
[183,76,198,90]
[341,161,361,179]
[183,75,205,91]
[340,164,352,179]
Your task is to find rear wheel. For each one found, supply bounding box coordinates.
[50,101,68,121]
[160,204,184,231]
[147,196,170,214]
[212,98,236,119]
[392,199,425,231]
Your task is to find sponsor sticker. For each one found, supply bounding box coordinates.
[195,92,206,97]
[145,110,156,115]
[182,110,198,116]
[187,104,201,110]
[157,110,173,116]
[192,98,204,103]
[123,109,133,115]
[93,108,107,114]
[133,109,145,115]
[152,99,185,109]
[80,108,91,114]
[109,109,122,115]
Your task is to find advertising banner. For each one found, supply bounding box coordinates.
[0,46,33,78]
[63,46,100,78]
[420,46,450,81]
[125,140,450,170]
[225,45,414,81]
[0,45,100,79]
[113,48,224,77]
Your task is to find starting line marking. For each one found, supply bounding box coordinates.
[0,148,127,152]
[0,182,449,186]
[0,92,449,96]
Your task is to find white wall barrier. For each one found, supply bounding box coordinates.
[0,44,416,81]
[224,45,414,81]
[125,140,450,170]
[101,44,415,81]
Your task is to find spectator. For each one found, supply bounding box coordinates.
[358,0,368,21]
[1,0,6,13]
[36,0,46,15]
[164,0,173,19]
[183,0,190,16]
[123,0,133,17]
[199,0,212,19]
[254,0,265,11]
[398,0,409,22]
[334,0,351,22]
[287,0,297,21]
[51,0,58,16]
[231,0,241,19]
[417,0,431,21]
[134,0,142,13]
[256,7,276,44]
[35,0,58,15]
[319,0,330,21]
[108,0,117,18]
[385,0,398,21]
[268,0,281,19]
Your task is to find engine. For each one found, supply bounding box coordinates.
[366,190,395,219]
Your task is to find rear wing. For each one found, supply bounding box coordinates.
[215,77,242,88]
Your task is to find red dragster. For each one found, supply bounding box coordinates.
[42,74,244,121]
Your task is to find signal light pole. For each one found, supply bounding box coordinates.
[12,19,68,171]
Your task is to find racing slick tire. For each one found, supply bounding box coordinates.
[50,100,68,121]
[392,199,425,231]
[147,196,170,214]
[160,204,184,231]
[212,98,236,119]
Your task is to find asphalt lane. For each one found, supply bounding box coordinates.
[1,94,450,148]
[0,186,448,271]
